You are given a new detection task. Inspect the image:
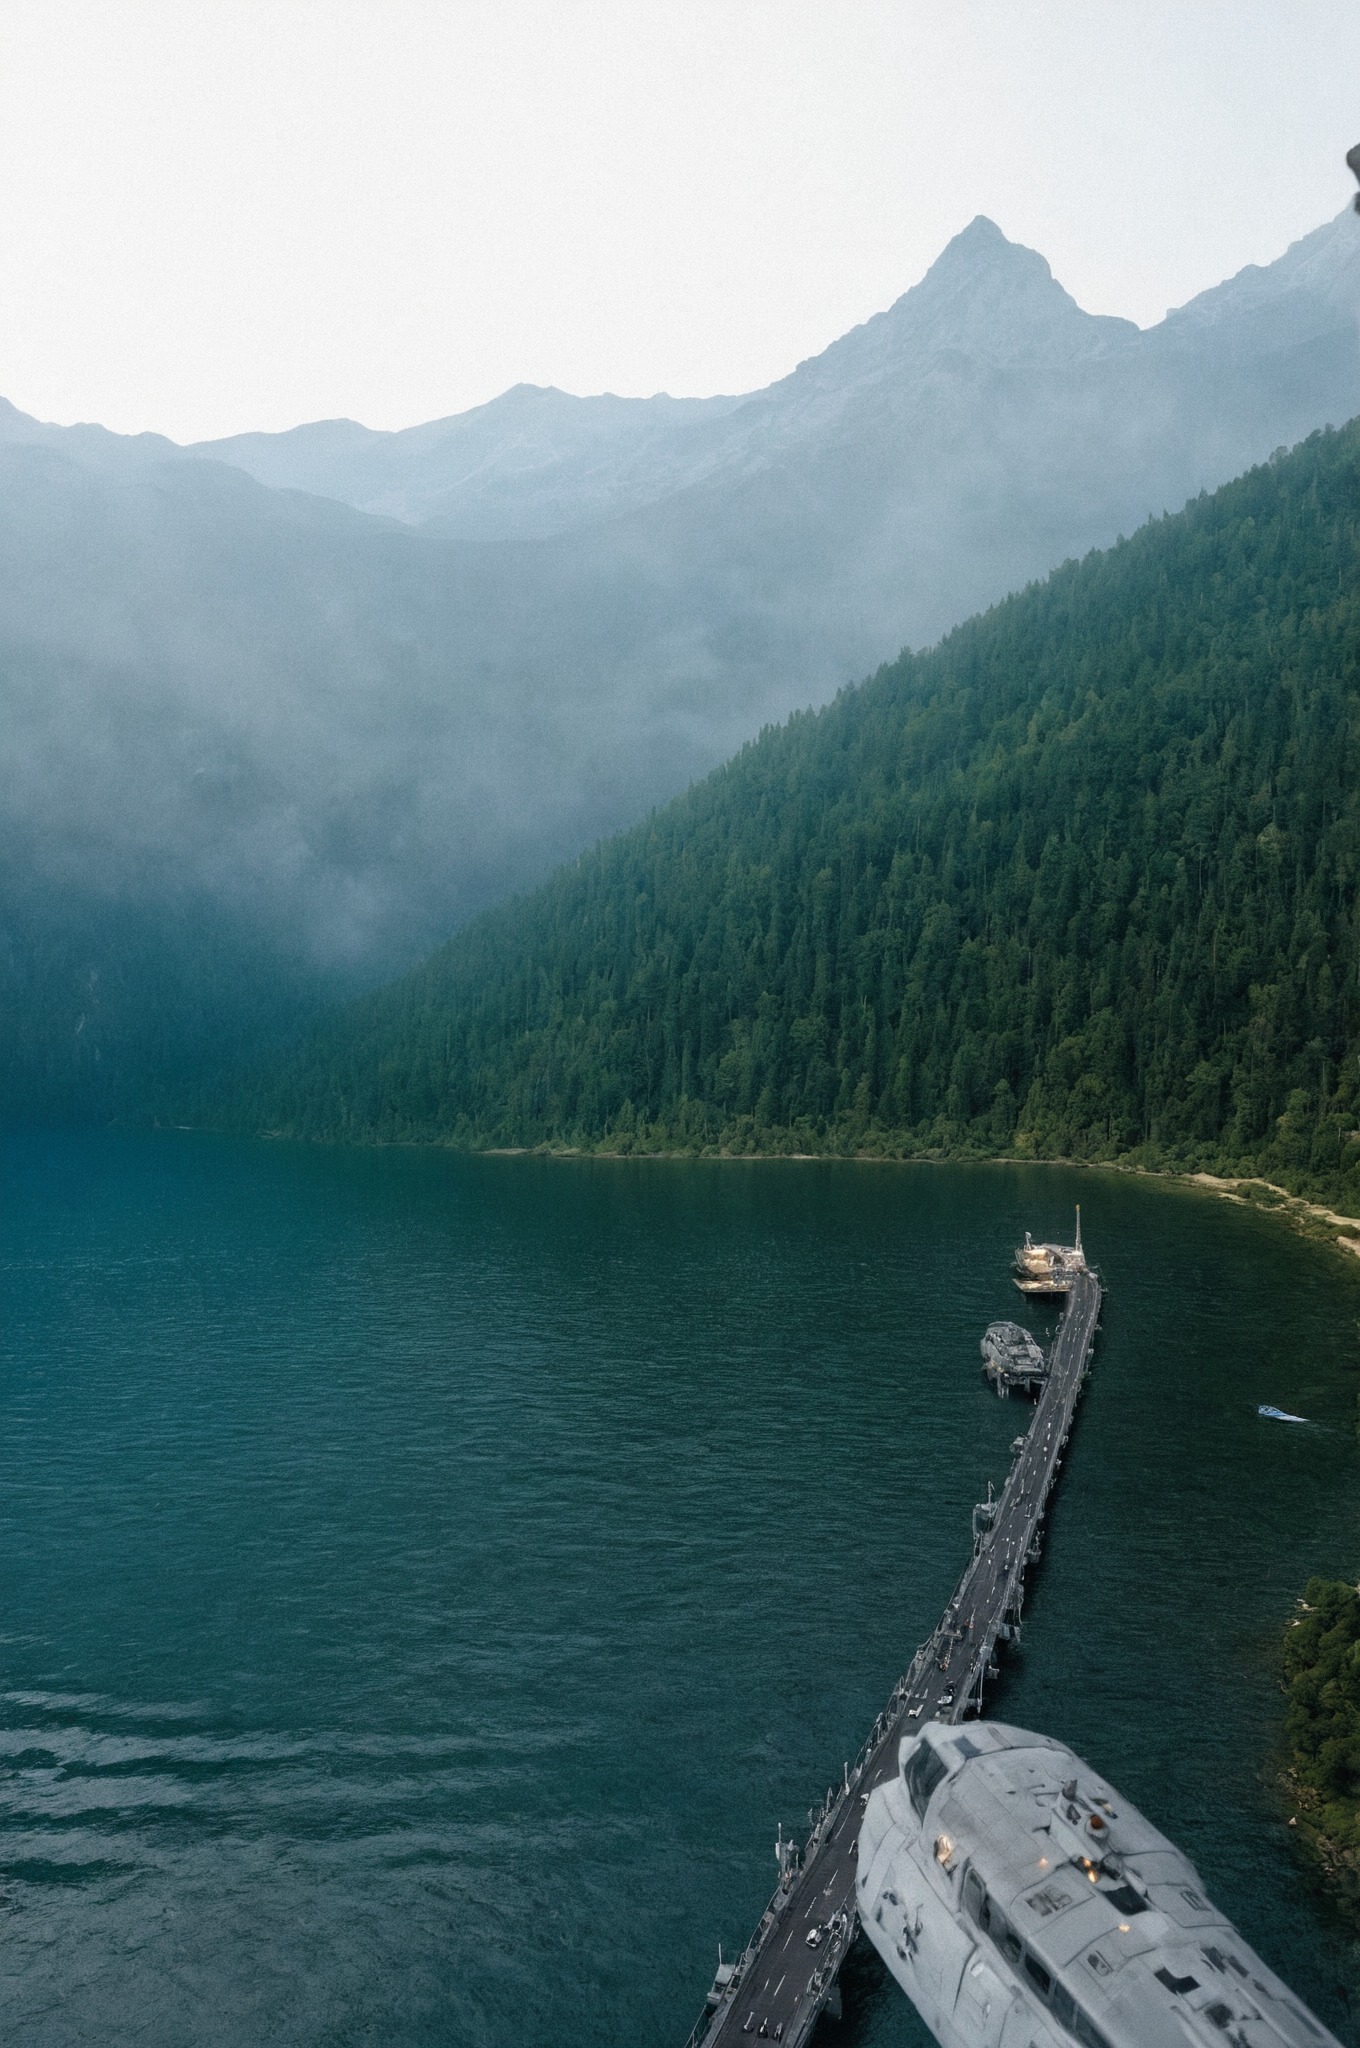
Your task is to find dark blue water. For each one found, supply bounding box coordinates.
[2,1132,1358,2045]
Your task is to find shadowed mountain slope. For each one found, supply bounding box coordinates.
[239,422,1360,1215]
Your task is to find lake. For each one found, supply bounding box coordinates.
[2,1130,1358,2044]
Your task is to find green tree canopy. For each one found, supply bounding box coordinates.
[239,422,1360,1210]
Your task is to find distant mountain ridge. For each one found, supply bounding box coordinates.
[185,210,1359,542]
[1,209,1357,1119]
[192,388,747,537]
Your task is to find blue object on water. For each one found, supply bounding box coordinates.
[1258,1404,1308,1423]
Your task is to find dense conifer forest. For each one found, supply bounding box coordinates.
[1282,1578,1360,1923]
[239,423,1360,1212]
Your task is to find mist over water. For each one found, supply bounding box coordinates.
[1,1134,1358,2045]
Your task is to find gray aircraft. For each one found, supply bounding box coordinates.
[858,1719,1340,2048]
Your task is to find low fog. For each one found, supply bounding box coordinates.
[2,211,1357,1112]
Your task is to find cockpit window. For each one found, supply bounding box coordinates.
[905,1740,949,1819]
[1025,1953,1053,1996]
[1051,1979,1111,2048]
[994,1915,1022,1966]
[967,1874,1113,2048]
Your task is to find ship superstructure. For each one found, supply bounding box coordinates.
[980,1321,1047,1397]
[1014,1208,1089,1296]
[858,1719,1340,2048]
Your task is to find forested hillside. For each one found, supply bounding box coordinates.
[240,423,1360,1211]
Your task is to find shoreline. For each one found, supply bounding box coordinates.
[238,1122,1360,1268]
[388,1135,1360,1269]
[1176,1172,1360,1264]
[1280,1584,1360,1936]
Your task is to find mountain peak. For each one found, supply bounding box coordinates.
[944,214,1013,252]
[781,217,1132,398]
[920,214,1056,291]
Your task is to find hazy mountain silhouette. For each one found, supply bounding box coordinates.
[197,211,1359,552]
[1,210,1356,1113]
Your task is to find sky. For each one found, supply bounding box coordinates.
[0,0,1356,443]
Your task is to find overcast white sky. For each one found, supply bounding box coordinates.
[1,0,1356,442]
